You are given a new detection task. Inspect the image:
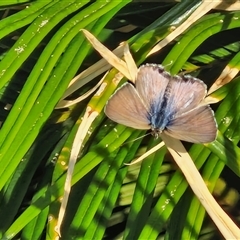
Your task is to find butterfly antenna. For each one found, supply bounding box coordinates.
[121,132,151,146]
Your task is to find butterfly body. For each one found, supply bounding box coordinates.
[105,64,217,143]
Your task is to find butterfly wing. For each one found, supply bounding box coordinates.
[165,105,217,143]
[159,74,217,143]
[135,64,170,113]
[104,83,150,129]
[164,75,207,116]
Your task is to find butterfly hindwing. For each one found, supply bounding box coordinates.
[104,83,150,130]
[165,105,217,143]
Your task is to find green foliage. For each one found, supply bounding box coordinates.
[0,0,239,239]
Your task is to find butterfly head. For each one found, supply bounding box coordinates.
[151,126,163,139]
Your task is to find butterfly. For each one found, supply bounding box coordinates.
[104,64,217,143]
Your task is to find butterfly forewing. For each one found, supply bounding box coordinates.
[104,83,150,130]
[135,64,170,112]
[164,75,207,117]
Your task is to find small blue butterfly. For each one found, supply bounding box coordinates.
[104,64,217,143]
